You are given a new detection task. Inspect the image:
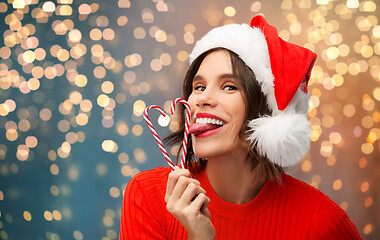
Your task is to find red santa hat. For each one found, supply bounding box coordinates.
[189,15,317,167]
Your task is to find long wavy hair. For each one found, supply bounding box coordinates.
[164,48,283,181]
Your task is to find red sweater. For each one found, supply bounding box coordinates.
[120,166,362,239]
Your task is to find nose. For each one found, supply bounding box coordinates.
[195,87,217,108]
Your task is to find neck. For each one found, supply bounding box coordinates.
[206,150,267,205]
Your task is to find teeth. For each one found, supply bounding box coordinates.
[195,118,224,126]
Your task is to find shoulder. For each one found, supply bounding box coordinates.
[316,195,362,239]
[275,173,329,222]
[126,166,171,194]
[130,166,171,185]
[280,173,328,204]
[120,167,173,238]
[281,173,361,239]
[122,166,171,220]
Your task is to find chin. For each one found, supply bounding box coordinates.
[192,142,228,159]
[193,151,219,159]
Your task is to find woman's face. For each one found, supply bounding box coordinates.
[188,50,247,159]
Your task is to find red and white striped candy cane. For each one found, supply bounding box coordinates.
[143,105,175,170]
[171,98,191,169]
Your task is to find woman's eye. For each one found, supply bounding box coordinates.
[194,86,205,91]
[224,85,237,91]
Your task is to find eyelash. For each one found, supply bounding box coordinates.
[192,84,237,91]
[224,85,237,91]
[193,85,205,91]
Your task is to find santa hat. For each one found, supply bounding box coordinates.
[189,15,317,167]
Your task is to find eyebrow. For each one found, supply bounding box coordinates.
[193,73,239,82]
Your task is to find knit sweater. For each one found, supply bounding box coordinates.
[119,166,362,239]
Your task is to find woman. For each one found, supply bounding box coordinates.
[120,15,362,240]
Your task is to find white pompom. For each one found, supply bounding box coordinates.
[247,114,311,167]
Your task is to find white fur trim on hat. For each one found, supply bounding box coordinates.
[189,24,278,111]
[247,114,311,167]
[189,23,311,167]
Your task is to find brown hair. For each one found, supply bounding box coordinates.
[165,48,283,181]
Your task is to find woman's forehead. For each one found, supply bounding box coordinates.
[195,51,232,74]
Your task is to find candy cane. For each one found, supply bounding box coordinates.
[171,98,191,169]
[143,105,175,170]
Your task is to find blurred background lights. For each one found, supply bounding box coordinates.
[102,140,118,153]
[73,230,83,240]
[42,1,55,13]
[0,0,378,239]
[158,115,170,127]
[133,100,146,116]
[23,211,32,221]
[12,0,26,9]
[347,0,359,9]
[224,6,236,17]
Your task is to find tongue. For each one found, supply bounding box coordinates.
[189,123,221,135]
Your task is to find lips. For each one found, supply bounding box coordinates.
[189,113,225,137]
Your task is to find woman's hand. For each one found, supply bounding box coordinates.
[165,167,215,240]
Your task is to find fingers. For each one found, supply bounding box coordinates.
[165,167,208,218]
[165,167,199,203]
[165,170,214,239]
[181,182,206,204]
[170,176,202,201]
[191,192,210,214]
[166,167,191,196]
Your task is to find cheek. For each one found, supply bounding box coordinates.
[187,93,195,103]
[187,94,197,112]
[231,98,247,127]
